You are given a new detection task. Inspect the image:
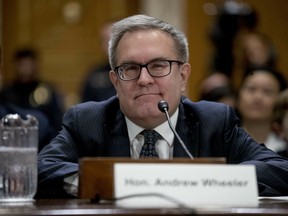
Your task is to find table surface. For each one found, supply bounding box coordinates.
[0,198,288,215]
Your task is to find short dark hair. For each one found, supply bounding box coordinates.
[242,67,287,92]
[14,48,38,61]
[201,85,235,102]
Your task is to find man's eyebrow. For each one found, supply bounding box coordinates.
[119,57,172,65]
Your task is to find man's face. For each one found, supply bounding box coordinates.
[110,29,190,128]
[16,57,37,83]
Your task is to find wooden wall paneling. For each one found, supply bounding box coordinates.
[186,0,214,101]
[2,0,140,108]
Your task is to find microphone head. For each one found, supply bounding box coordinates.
[158,100,169,113]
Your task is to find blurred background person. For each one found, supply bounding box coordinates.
[80,21,116,102]
[0,48,64,134]
[199,72,236,108]
[236,68,287,153]
[209,0,258,77]
[208,0,281,96]
[272,89,288,157]
[0,48,54,151]
[236,31,278,76]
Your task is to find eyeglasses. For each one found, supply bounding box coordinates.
[114,60,184,81]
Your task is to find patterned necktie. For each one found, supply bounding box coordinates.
[139,130,160,158]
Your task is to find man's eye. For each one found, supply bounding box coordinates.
[150,63,166,69]
[124,65,138,71]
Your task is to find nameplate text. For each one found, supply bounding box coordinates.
[114,164,258,208]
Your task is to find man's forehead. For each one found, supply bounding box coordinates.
[117,29,175,49]
[119,28,169,40]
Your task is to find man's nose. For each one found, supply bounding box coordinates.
[137,67,154,84]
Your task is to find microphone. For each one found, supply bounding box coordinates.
[158,101,194,159]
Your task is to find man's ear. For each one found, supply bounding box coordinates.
[180,63,191,92]
[109,70,118,88]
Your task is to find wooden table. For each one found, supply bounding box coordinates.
[0,198,288,215]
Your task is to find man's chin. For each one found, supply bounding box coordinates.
[142,98,162,109]
[132,105,162,117]
[134,113,165,128]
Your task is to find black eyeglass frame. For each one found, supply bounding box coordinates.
[113,60,184,81]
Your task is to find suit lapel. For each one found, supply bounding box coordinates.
[102,97,199,158]
[173,102,199,158]
[103,108,131,157]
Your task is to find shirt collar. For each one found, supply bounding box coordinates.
[125,108,179,147]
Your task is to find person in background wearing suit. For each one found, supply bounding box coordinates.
[0,58,54,151]
[0,48,64,133]
[37,14,288,198]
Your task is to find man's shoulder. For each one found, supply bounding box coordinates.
[182,97,230,115]
[71,96,119,115]
[181,97,239,129]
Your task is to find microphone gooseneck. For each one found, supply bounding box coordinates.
[157,101,194,159]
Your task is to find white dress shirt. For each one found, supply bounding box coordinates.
[126,108,178,159]
[265,132,287,153]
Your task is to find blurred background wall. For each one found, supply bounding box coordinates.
[1,0,287,109]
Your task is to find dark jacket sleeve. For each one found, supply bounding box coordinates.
[187,99,288,196]
[37,105,80,198]
[222,105,288,196]
[36,98,120,198]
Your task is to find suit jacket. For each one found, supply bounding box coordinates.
[37,96,288,197]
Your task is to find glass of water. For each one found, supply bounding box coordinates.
[0,114,38,202]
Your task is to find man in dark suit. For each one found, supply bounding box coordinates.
[37,14,288,198]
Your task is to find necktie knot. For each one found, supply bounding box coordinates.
[139,130,160,158]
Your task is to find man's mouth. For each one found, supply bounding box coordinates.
[135,93,160,99]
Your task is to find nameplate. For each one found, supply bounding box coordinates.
[114,163,258,208]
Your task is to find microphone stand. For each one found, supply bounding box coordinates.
[158,101,194,159]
